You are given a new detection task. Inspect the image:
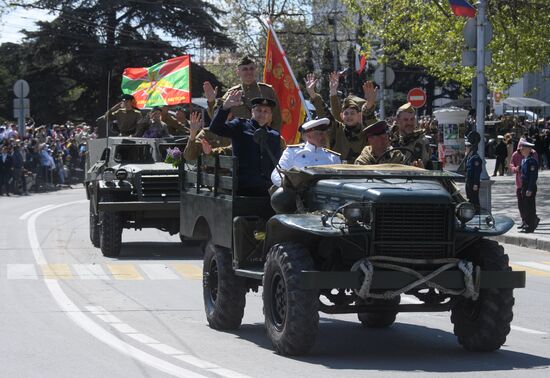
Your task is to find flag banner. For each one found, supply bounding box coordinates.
[355,44,367,74]
[263,24,306,143]
[121,55,191,109]
[448,0,476,18]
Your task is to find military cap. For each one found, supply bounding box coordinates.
[520,137,535,147]
[250,97,276,108]
[365,120,388,137]
[238,55,255,66]
[342,97,361,111]
[121,93,135,101]
[300,118,330,132]
[396,102,415,116]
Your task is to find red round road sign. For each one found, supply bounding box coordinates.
[407,87,427,108]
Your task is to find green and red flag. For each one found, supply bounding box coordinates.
[121,55,191,109]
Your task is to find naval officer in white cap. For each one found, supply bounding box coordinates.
[271,118,341,187]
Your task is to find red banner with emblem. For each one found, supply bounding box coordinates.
[263,26,305,144]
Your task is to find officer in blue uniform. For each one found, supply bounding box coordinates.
[209,90,283,196]
[519,138,540,233]
[465,140,482,214]
[271,118,341,187]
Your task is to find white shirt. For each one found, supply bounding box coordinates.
[271,141,341,186]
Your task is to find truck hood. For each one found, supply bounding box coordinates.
[310,178,452,204]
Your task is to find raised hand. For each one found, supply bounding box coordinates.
[329,71,340,96]
[189,112,203,137]
[223,90,242,110]
[203,81,218,103]
[362,81,378,103]
[200,138,213,155]
[304,73,318,98]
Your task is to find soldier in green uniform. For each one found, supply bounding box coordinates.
[161,106,188,135]
[355,121,405,165]
[304,72,378,162]
[183,112,231,161]
[104,94,142,136]
[390,102,431,168]
[203,55,282,132]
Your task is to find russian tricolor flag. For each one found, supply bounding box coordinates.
[448,0,477,18]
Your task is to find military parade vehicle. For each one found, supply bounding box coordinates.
[86,136,187,257]
[178,147,525,356]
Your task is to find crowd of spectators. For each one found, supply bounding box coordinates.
[0,119,93,196]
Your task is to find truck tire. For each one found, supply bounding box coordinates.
[451,239,514,351]
[357,296,400,328]
[89,201,100,248]
[99,194,122,257]
[263,243,319,356]
[203,242,246,330]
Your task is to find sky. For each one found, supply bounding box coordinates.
[0,6,56,44]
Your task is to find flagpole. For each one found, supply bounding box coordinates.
[105,70,111,147]
[260,18,312,121]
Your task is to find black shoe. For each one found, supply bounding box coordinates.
[534,217,540,230]
[517,222,527,229]
[520,228,534,233]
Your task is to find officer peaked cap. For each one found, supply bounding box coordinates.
[300,118,330,132]
[121,94,135,101]
[365,120,388,137]
[396,102,415,116]
[520,138,535,147]
[238,55,255,66]
[250,97,276,108]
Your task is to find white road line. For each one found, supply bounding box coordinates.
[6,264,37,280]
[148,343,183,355]
[110,323,138,334]
[97,314,122,323]
[514,261,550,273]
[175,355,219,369]
[73,264,111,280]
[127,333,161,344]
[19,205,54,221]
[28,202,209,378]
[511,325,548,335]
[140,264,180,280]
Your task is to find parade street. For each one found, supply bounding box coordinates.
[1,188,549,378]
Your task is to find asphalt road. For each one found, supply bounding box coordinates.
[1,188,550,378]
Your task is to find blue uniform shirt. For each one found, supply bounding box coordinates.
[209,107,281,191]
[521,155,538,191]
[466,152,482,186]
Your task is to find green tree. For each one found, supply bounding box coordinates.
[344,0,550,91]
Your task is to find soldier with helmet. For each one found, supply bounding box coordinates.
[203,55,282,132]
[104,94,143,136]
[390,102,431,167]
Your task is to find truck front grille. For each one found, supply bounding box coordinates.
[138,173,179,200]
[372,203,454,259]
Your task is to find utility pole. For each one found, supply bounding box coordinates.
[331,0,339,71]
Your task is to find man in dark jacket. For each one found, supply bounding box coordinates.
[493,135,507,176]
[11,142,26,195]
[0,144,14,195]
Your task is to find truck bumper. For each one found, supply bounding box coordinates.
[97,201,179,212]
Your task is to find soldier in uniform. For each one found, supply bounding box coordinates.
[135,107,169,138]
[355,121,405,165]
[183,112,231,161]
[209,92,284,196]
[464,140,482,214]
[304,73,377,162]
[104,94,142,136]
[390,102,431,168]
[519,138,540,233]
[271,118,341,187]
[161,106,188,135]
[203,56,282,132]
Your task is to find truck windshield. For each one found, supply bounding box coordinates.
[114,144,154,163]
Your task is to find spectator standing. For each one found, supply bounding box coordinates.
[11,142,26,195]
[493,135,507,176]
[0,145,14,195]
[504,133,514,175]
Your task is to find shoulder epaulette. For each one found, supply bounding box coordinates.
[323,148,341,156]
[258,82,274,88]
[228,84,242,91]
[287,143,305,148]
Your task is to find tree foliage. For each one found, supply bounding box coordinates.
[344,0,550,91]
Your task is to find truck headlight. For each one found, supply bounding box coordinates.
[456,202,476,223]
[115,168,129,180]
[102,169,115,182]
[342,203,371,224]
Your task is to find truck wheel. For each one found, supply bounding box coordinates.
[357,297,400,328]
[451,239,514,351]
[263,243,319,356]
[203,242,246,330]
[89,201,100,248]
[99,194,122,257]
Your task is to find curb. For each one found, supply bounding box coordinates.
[489,235,550,252]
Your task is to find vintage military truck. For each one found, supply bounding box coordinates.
[178,155,525,356]
[86,136,187,257]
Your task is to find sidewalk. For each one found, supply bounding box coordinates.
[461,158,550,252]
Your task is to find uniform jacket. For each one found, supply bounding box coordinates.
[391,130,431,167]
[208,82,282,132]
[162,113,188,136]
[272,142,341,186]
[521,155,539,191]
[466,153,482,186]
[355,146,405,165]
[106,108,142,136]
[209,107,282,191]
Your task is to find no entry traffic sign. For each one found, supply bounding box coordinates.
[407,87,427,108]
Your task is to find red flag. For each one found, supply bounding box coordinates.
[448,0,476,18]
[263,25,306,143]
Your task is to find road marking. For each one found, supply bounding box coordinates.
[514,261,550,272]
[29,202,210,378]
[19,205,54,221]
[511,325,548,335]
[127,333,161,344]
[110,323,138,334]
[73,264,111,280]
[172,263,202,280]
[7,264,37,279]
[40,264,73,280]
[512,262,550,276]
[140,264,180,280]
[107,264,143,280]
